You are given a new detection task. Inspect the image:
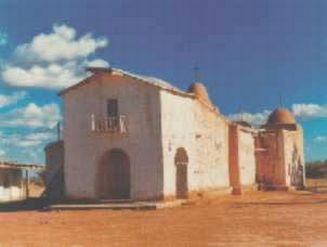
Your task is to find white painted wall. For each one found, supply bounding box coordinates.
[63,74,163,200]
[238,130,256,186]
[160,91,195,197]
[193,101,230,190]
[0,169,25,202]
[0,187,25,202]
[160,90,230,198]
[282,127,305,187]
[56,69,307,201]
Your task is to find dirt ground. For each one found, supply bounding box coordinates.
[1,189,327,246]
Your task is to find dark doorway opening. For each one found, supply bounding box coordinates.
[175,147,189,199]
[99,149,130,199]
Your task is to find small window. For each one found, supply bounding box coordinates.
[107,99,118,117]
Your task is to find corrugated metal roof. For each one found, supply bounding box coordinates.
[0,162,44,170]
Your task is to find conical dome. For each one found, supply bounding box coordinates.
[267,107,296,125]
[188,82,212,105]
[188,82,220,113]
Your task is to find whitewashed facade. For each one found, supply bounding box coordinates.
[46,67,305,202]
[59,68,233,201]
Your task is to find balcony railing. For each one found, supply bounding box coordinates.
[91,115,128,134]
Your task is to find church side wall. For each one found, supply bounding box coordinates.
[193,101,230,190]
[229,125,240,193]
[281,127,305,188]
[160,91,230,198]
[160,91,195,198]
[238,129,256,186]
[255,131,282,186]
[229,125,256,194]
[63,75,163,200]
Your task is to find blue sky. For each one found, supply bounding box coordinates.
[0,0,326,163]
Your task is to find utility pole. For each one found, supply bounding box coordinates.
[25,169,29,199]
[57,122,61,141]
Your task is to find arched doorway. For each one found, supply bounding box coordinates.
[175,147,189,199]
[98,149,130,199]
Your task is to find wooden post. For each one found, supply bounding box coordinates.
[25,169,29,199]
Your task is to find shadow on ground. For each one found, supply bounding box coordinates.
[2,185,327,211]
[0,198,48,212]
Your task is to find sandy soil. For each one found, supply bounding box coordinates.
[0,191,327,247]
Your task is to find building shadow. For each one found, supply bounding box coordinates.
[0,198,48,212]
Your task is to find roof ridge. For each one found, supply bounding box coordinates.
[60,66,193,97]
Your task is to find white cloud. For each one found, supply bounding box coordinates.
[0,130,56,163]
[86,58,109,68]
[0,126,57,163]
[21,148,44,164]
[0,32,7,46]
[13,24,107,63]
[1,132,56,148]
[227,110,271,126]
[0,149,6,157]
[1,24,109,89]
[314,136,327,143]
[228,103,327,126]
[2,59,109,89]
[292,103,327,118]
[2,63,85,89]
[0,91,27,108]
[0,102,61,128]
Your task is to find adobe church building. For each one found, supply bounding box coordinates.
[45,67,305,202]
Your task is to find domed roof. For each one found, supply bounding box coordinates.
[266,107,296,125]
[188,82,220,113]
[188,82,212,105]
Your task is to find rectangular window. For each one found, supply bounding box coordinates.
[106,99,119,130]
[107,99,118,117]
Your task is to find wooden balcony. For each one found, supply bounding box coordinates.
[91,115,128,134]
